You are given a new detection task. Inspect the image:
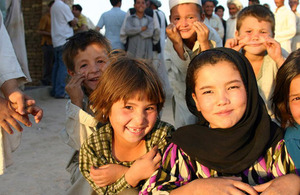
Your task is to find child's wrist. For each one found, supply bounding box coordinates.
[124,170,139,187]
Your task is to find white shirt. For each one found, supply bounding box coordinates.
[51,0,74,47]
[226,15,237,41]
[204,14,224,39]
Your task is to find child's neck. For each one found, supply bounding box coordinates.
[183,34,197,50]
[244,51,265,78]
[136,11,144,19]
[112,137,147,162]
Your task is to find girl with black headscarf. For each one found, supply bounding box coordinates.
[140,48,300,194]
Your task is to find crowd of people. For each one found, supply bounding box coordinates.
[1,0,300,194]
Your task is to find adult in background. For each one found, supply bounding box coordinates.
[226,0,242,41]
[95,0,126,50]
[51,0,77,98]
[202,0,224,40]
[248,0,260,5]
[289,0,300,51]
[37,0,54,86]
[215,5,226,45]
[274,0,296,53]
[72,4,88,33]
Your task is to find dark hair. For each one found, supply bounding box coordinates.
[63,30,111,72]
[202,0,218,7]
[237,5,275,36]
[272,49,300,127]
[186,49,241,117]
[72,4,82,12]
[215,5,224,12]
[90,55,165,123]
[110,0,121,6]
[249,0,260,4]
[48,0,54,7]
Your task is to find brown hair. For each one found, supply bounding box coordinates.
[90,54,165,123]
[236,5,275,36]
[63,30,111,72]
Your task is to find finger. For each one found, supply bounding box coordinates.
[33,108,43,123]
[153,152,161,164]
[253,182,272,193]
[3,117,24,133]
[15,95,26,115]
[233,181,258,195]
[0,121,14,134]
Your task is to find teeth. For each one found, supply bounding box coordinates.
[127,127,143,133]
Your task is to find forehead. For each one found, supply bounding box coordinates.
[170,3,200,16]
[135,0,145,3]
[239,16,272,29]
[228,3,238,9]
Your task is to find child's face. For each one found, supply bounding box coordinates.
[237,16,273,55]
[215,8,224,19]
[109,94,158,145]
[170,3,202,40]
[192,61,247,129]
[134,0,146,14]
[289,74,300,125]
[70,43,108,94]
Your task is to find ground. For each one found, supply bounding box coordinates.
[0,87,174,195]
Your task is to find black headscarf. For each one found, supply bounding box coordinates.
[172,48,283,174]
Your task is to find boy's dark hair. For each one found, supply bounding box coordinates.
[272,49,300,128]
[110,0,121,6]
[237,5,275,36]
[249,0,260,4]
[72,4,82,12]
[48,0,54,7]
[215,5,224,12]
[202,0,218,7]
[90,54,165,123]
[63,30,111,72]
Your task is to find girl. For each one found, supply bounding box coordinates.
[273,48,300,173]
[79,55,175,194]
[140,48,300,194]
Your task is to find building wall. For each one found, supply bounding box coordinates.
[22,0,73,86]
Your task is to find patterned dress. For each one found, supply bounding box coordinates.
[140,140,297,194]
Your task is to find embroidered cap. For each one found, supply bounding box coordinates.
[169,0,202,10]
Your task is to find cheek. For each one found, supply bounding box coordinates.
[290,102,300,124]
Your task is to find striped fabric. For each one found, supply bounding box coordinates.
[140,140,298,194]
[79,120,174,194]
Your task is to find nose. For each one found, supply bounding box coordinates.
[217,90,230,106]
[90,62,100,73]
[133,109,147,126]
[251,31,259,40]
[179,18,188,27]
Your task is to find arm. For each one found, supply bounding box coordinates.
[140,16,155,39]
[215,15,224,39]
[193,21,210,51]
[124,16,144,36]
[275,12,296,42]
[262,36,285,68]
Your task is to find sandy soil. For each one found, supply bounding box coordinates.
[0,87,174,195]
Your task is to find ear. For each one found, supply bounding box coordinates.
[200,13,205,22]
[234,30,239,38]
[68,69,76,76]
[192,93,201,112]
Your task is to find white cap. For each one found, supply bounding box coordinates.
[169,0,202,10]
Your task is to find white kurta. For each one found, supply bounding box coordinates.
[226,16,237,41]
[291,11,300,51]
[0,10,27,175]
[274,5,296,53]
[204,14,224,39]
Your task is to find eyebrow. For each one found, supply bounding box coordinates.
[199,80,243,90]
[289,93,300,98]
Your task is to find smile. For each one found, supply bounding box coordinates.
[216,109,233,116]
[126,127,144,134]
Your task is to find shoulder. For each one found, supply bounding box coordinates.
[85,123,112,145]
[285,125,300,140]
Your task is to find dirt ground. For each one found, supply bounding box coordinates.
[0,87,174,195]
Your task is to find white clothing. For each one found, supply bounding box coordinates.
[0,10,27,175]
[169,0,202,10]
[274,5,296,54]
[165,25,222,128]
[226,16,236,41]
[51,0,74,47]
[292,11,300,51]
[204,14,224,39]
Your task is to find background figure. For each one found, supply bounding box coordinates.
[3,0,31,82]
[226,0,243,41]
[215,5,226,45]
[274,0,296,53]
[289,0,300,51]
[95,0,126,50]
[263,3,271,9]
[37,0,54,86]
[72,4,88,33]
[51,0,77,98]
[202,0,224,40]
[248,0,260,5]
[149,0,172,96]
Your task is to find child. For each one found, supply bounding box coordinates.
[140,48,300,194]
[122,0,160,61]
[165,0,222,128]
[79,56,175,194]
[225,5,288,119]
[60,29,111,195]
[272,48,300,173]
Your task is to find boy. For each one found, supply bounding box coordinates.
[60,30,111,195]
[166,0,222,128]
[225,5,288,119]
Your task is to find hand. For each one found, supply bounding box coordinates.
[262,36,285,67]
[90,164,129,187]
[65,74,85,108]
[225,37,247,51]
[166,23,183,46]
[193,21,210,50]
[10,99,43,124]
[125,146,161,187]
[141,26,147,31]
[0,97,32,134]
[254,174,300,195]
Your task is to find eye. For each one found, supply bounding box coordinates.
[146,105,157,111]
[202,90,213,94]
[291,96,300,101]
[228,85,240,90]
[174,17,180,21]
[124,106,133,110]
[80,64,87,69]
[246,30,252,34]
[188,16,194,20]
[97,59,106,64]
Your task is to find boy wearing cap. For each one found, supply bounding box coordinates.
[165,0,222,128]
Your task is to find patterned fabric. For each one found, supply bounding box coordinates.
[79,120,175,194]
[140,140,297,194]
